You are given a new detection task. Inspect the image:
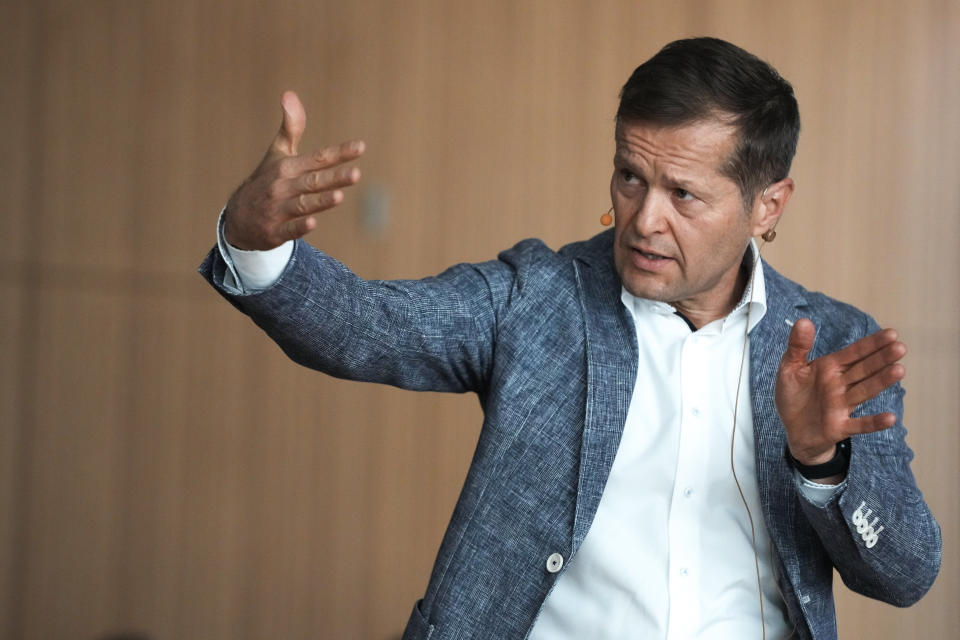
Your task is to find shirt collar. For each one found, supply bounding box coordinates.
[620,240,767,334]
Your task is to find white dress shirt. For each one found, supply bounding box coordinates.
[529,249,795,639]
[216,220,842,638]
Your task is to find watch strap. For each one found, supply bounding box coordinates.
[788,438,851,479]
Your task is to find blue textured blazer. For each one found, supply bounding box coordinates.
[201,229,940,640]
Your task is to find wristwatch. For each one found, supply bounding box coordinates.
[788,438,851,479]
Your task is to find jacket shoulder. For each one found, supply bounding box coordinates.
[762,261,879,351]
[558,229,615,266]
[496,229,612,265]
[488,230,614,292]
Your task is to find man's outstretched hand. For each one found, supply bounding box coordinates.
[223,91,365,251]
[775,318,907,470]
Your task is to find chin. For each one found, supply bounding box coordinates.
[615,254,675,302]
[621,276,673,302]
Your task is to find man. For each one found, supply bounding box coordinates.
[200,38,940,639]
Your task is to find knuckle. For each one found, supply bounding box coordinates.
[296,193,309,215]
[308,170,325,190]
[289,219,306,240]
[314,148,333,165]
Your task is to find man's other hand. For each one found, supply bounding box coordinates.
[775,318,907,469]
[223,91,365,251]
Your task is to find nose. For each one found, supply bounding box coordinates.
[631,190,670,236]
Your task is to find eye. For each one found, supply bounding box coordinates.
[620,169,640,184]
[674,187,694,201]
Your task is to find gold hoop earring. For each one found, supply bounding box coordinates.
[761,229,777,242]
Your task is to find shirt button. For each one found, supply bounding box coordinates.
[680,567,689,577]
[683,487,694,498]
[691,408,701,418]
[546,553,564,573]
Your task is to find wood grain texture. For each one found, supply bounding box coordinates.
[1,1,956,638]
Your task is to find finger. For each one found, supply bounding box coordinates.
[843,339,907,387]
[846,362,905,407]
[269,90,306,158]
[284,139,366,176]
[282,189,345,219]
[273,214,318,243]
[829,328,900,368]
[291,165,361,195]
[781,318,816,368]
[844,412,898,437]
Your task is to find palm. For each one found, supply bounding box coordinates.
[774,319,906,465]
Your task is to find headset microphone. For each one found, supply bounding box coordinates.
[600,207,614,226]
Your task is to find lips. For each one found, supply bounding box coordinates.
[637,249,667,260]
[630,246,674,272]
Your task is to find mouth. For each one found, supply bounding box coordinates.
[635,249,669,261]
[629,246,674,272]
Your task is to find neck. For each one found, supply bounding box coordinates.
[670,249,755,330]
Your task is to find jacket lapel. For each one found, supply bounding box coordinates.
[749,262,809,566]
[571,250,638,552]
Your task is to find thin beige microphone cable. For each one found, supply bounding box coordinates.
[729,230,772,640]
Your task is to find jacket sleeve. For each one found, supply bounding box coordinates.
[198,237,543,394]
[795,313,942,607]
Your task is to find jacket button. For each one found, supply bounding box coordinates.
[546,553,564,573]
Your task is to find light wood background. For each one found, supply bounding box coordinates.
[1,1,957,638]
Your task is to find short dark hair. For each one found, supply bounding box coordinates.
[617,37,800,208]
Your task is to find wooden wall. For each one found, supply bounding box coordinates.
[1,1,957,638]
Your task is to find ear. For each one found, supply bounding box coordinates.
[751,177,794,237]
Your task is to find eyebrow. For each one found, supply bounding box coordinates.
[614,151,706,192]
[666,174,702,192]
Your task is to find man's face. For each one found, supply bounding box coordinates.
[611,118,765,323]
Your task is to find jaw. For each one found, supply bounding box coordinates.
[615,248,681,302]
[615,247,747,325]
[615,234,681,294]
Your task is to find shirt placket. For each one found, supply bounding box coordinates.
[666,331,710,639]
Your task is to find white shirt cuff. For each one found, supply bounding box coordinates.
[216,209,293,292]
[794,468,846,507]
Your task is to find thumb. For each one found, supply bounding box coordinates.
[270,90,306,157]
[782,318,816,368]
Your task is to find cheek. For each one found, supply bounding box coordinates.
[611,224,629,265]
[612,207,632,242]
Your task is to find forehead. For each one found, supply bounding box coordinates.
[614,118,739,179]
